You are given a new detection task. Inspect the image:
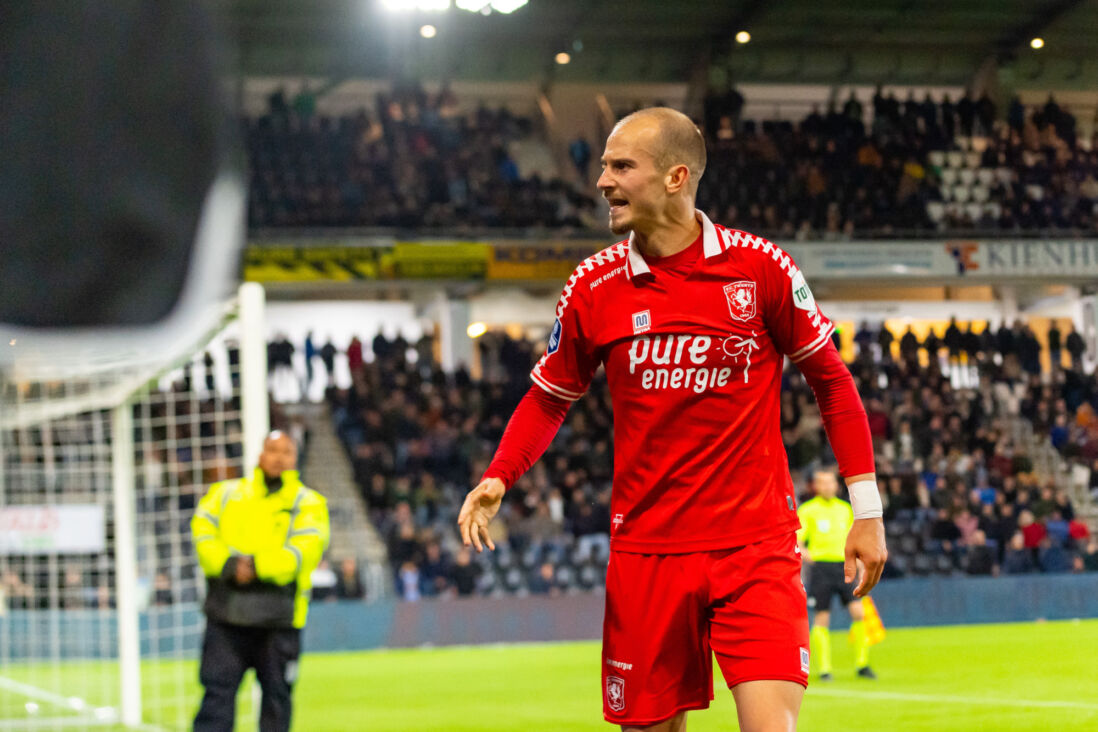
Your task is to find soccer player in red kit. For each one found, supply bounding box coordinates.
[458,107,887,732]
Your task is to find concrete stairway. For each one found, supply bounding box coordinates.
[1011,416,1098,529]
[294,403,390,599]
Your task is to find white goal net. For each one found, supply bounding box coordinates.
[0,284,269,731]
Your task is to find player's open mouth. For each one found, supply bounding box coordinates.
[608,198,629,213]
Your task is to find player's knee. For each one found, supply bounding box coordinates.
[740,717,796,732]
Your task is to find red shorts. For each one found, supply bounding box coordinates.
[601,532,809,726]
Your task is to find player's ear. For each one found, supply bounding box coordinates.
[665,164,690,194]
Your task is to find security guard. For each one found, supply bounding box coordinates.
[797,469,876,681]
[192,431,329,732]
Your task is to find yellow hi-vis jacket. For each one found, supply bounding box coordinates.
[192,468,329,629]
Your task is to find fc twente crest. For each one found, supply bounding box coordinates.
[605,676,625,712]
[723,281,756,321]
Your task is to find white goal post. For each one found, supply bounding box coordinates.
[0,283,269,731]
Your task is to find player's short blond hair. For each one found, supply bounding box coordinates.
[614,107,707,194]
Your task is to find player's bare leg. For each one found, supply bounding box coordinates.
[622,711,686,732]
[731,680,804,732]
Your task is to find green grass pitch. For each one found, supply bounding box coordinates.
[2,620,1095,730]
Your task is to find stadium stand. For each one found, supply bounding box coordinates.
[244,86,1097,238]
[245,84,597,230]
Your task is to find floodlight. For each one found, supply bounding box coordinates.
[736,30,751,44]
[381,0,451,11]
[455,0,491,11]
[455,0,528,13]
[1030,37,1044,49]
[467,322,488,338]
[420,24,438,38]
[489,0,529,12]
[555,52,571,65]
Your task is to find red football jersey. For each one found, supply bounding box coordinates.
[531,211,835,553]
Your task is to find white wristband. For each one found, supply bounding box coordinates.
[848,480,883,520]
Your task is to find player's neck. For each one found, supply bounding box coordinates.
[632,208,701,259]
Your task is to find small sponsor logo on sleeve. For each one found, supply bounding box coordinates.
[547,318,563,354]
[791,271,816,312]
[800,647,810,674]
[632,310,651,334]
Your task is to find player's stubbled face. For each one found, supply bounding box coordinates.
[597,120,668,236]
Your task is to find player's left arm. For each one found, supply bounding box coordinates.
[758,245,886,596]
[798,345,887,597]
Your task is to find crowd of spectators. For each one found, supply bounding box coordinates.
[247,83,596,230]
[327,320,1098,602]
[936,95,1098,232]
[831,319,1096,578]
[701,88,1098,239]
[244,82,1098,239]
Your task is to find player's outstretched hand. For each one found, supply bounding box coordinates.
[458,478,505,552]
[845,518,887,598]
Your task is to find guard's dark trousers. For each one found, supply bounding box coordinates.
[193,620,301,732]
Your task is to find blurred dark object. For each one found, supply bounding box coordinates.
[0,1,237,326]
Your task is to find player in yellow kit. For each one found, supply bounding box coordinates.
[797,470,876,680]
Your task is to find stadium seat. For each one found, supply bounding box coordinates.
[995,167,1014,185]
[476,570,500,596]
[958,169,976,187]
[939,185,954,202]
[983,202,1002,219]
[887,555,909,577]
[912,554,933,576]
[965,152,981,169]
[955,136,971,151]
[965,203,984,223]
[935,555,956,576]
[976,168,996,187]
[577,564,599,591]
[952,185,971,203]
[970,185,990,203]
[503,567,526,594]
[927,150,947,168]
[899,534,920,556]
[554,564,577,592]
[925,201,946,224]
[940,168,958,186]
[946,150,964,168]
[521,546,540,570]
[1025,184,1045,201]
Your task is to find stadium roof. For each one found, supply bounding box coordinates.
[227,0,1098,88]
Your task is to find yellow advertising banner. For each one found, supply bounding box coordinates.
[487,241,605,280]
[244,239,609,283]
[243,245,384,282]
[385,242,491,279]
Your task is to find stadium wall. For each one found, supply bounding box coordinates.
[3,575,1095,660]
